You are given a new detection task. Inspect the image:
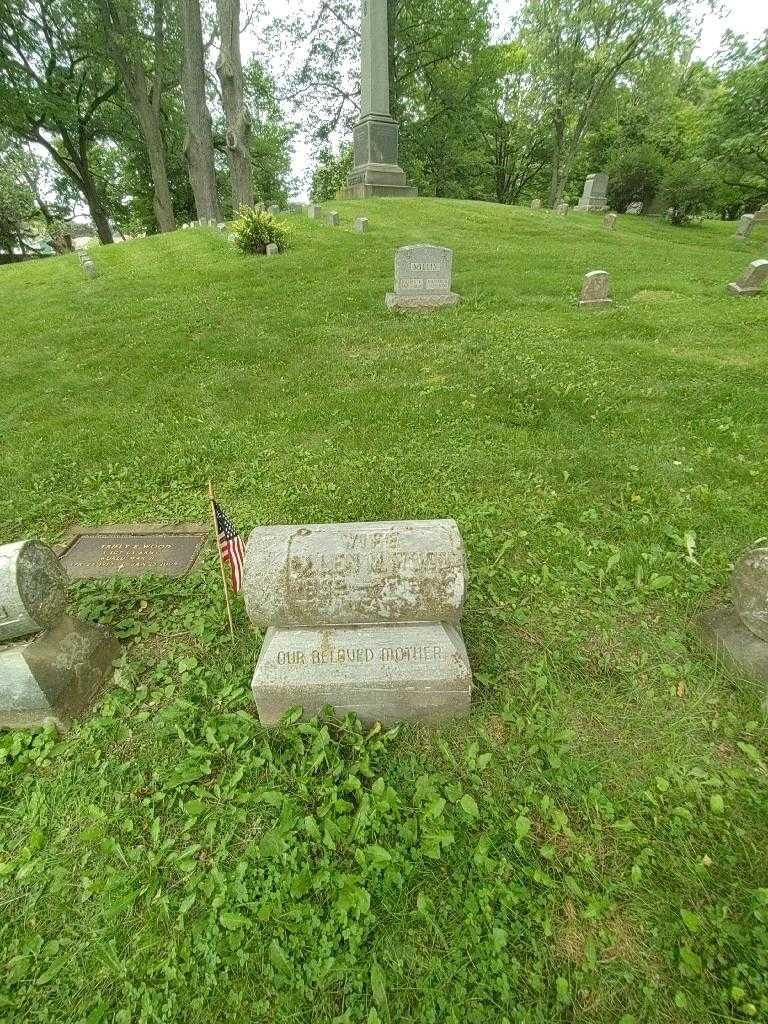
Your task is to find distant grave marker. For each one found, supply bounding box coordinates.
[307,205,321,219]
[577,173,609,212]
[530,198,542,210]
[354,217,369,233]
[727,259,768,297]
[554,203,569,216]
[735,214,755,240]
[603,213,617,230]
[59,524,208,580]
[328,211,340,226]
[266,243,279,256]
[580,270,613,308]
[386,244,461,311]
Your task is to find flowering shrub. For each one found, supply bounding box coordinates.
[231,206,290,255]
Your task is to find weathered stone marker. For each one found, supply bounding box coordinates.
[339,0,417,199]
[603,213,618,230]
[754,204,768,224]
[577,173,609,212]
[1,540,119,731]
[307,205,321,220]
[82,258,97,279]
[530,198,542,210]
[0,541,68,643]
[328,211,340,226]
[1,616,120,732]
[735,214,755,240]
[217,222,227,232]
[244,519,466,627]
[246,518,472,726]
[697,540,768,689]
[554,202,569,216]
[727,259,768,297]
[385,245,461,311]
[579,270,612,308]
[266,243,279,256]
[59,524,208,580]
[355,217,369,233]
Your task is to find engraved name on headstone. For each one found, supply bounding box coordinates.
[60,525,208,579]
[385,245,461,310]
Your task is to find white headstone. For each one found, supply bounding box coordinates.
[530,198,542,210]
[385,245,461,310]
[603,213,618,231]
[307,205,321,219]
[354,217,369,233]
[266,243,279,256]
[328,211,340,226]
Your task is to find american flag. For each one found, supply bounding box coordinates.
[213,501,245,593]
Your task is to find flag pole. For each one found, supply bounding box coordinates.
[208,480,235,640]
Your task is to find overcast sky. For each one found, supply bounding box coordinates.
[250,0,768,195]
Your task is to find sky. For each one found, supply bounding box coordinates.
[253,0,768,195]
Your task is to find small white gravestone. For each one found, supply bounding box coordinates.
[727,259,768,297]
[354,217,369,233]
[735,214,755,240]
[626,202,642,215]
[603,213,618,231]
[530,198,542,210]
[82,259,97,279]
[577,173,609,212]
[217,222,227,232]
[266,243,279,257]
[245,519,472,726]
[307,205,321,219]
[386,245,461,311]
[554,202,570,216]
[328,211,340,226]
[580,270,613,308]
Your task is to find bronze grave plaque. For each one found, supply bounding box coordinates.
[58,523,209,580]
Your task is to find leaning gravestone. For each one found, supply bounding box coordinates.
[328,211,340,226]
[385,245,461,311]
[626,202,642,215]
[603,213,618,231]
[245,519,472,725]
[577,173,609,213]
[59,523,208,580]
[580,270,612,308]
[355,217,369,233]
[727,259,768,297]
[697,540,768,689]
[0,540,119,731]
[735,214,755,240]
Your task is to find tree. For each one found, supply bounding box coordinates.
[705,33,768,210]
[311,147,353,201]
[0,0,118,242]
[180,0,220,221]
[215,0,252,209]
[0,141,36,257]
[95,0,177,232]
[607,145,665,212]
[661,158,716,224]
[479,43,550,205]
[518,0,693,207]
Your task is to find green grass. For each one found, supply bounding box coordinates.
[1,199,767,1023]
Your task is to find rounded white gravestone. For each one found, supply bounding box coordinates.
[0,540,68,643]
[731,540,768,642]
[244,519,467,628]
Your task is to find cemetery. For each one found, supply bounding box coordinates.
[0,0,767,1021]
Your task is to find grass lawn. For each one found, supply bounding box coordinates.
[1,198,767,1023]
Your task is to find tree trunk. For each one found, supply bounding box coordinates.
[134,90,177,231]
[181,0,221,222]
[215,0,252,210]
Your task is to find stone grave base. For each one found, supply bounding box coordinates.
[340,183,419,199]
[695,606,768,686]
[727,283,762,297]
[579,298,613,308]
[252,621,472,727]
[0,615,120,731]
[385,292,461,311]
[576,201,609,213]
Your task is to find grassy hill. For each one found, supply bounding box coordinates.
[1,199,767,1023]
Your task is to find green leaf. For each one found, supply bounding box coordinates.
[269,939,290,974]
[259,830,285,859]
[679,945,702,975]
[681,909,701,933]
[737,742,764,766]
[219,911,247,931]
[460,794,479,817]
[515,814,532,841]
[370,960,387,1007]
[710,794,724,815]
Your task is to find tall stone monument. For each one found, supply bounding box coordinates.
[339,0,417,199]
[576,173,609,213]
